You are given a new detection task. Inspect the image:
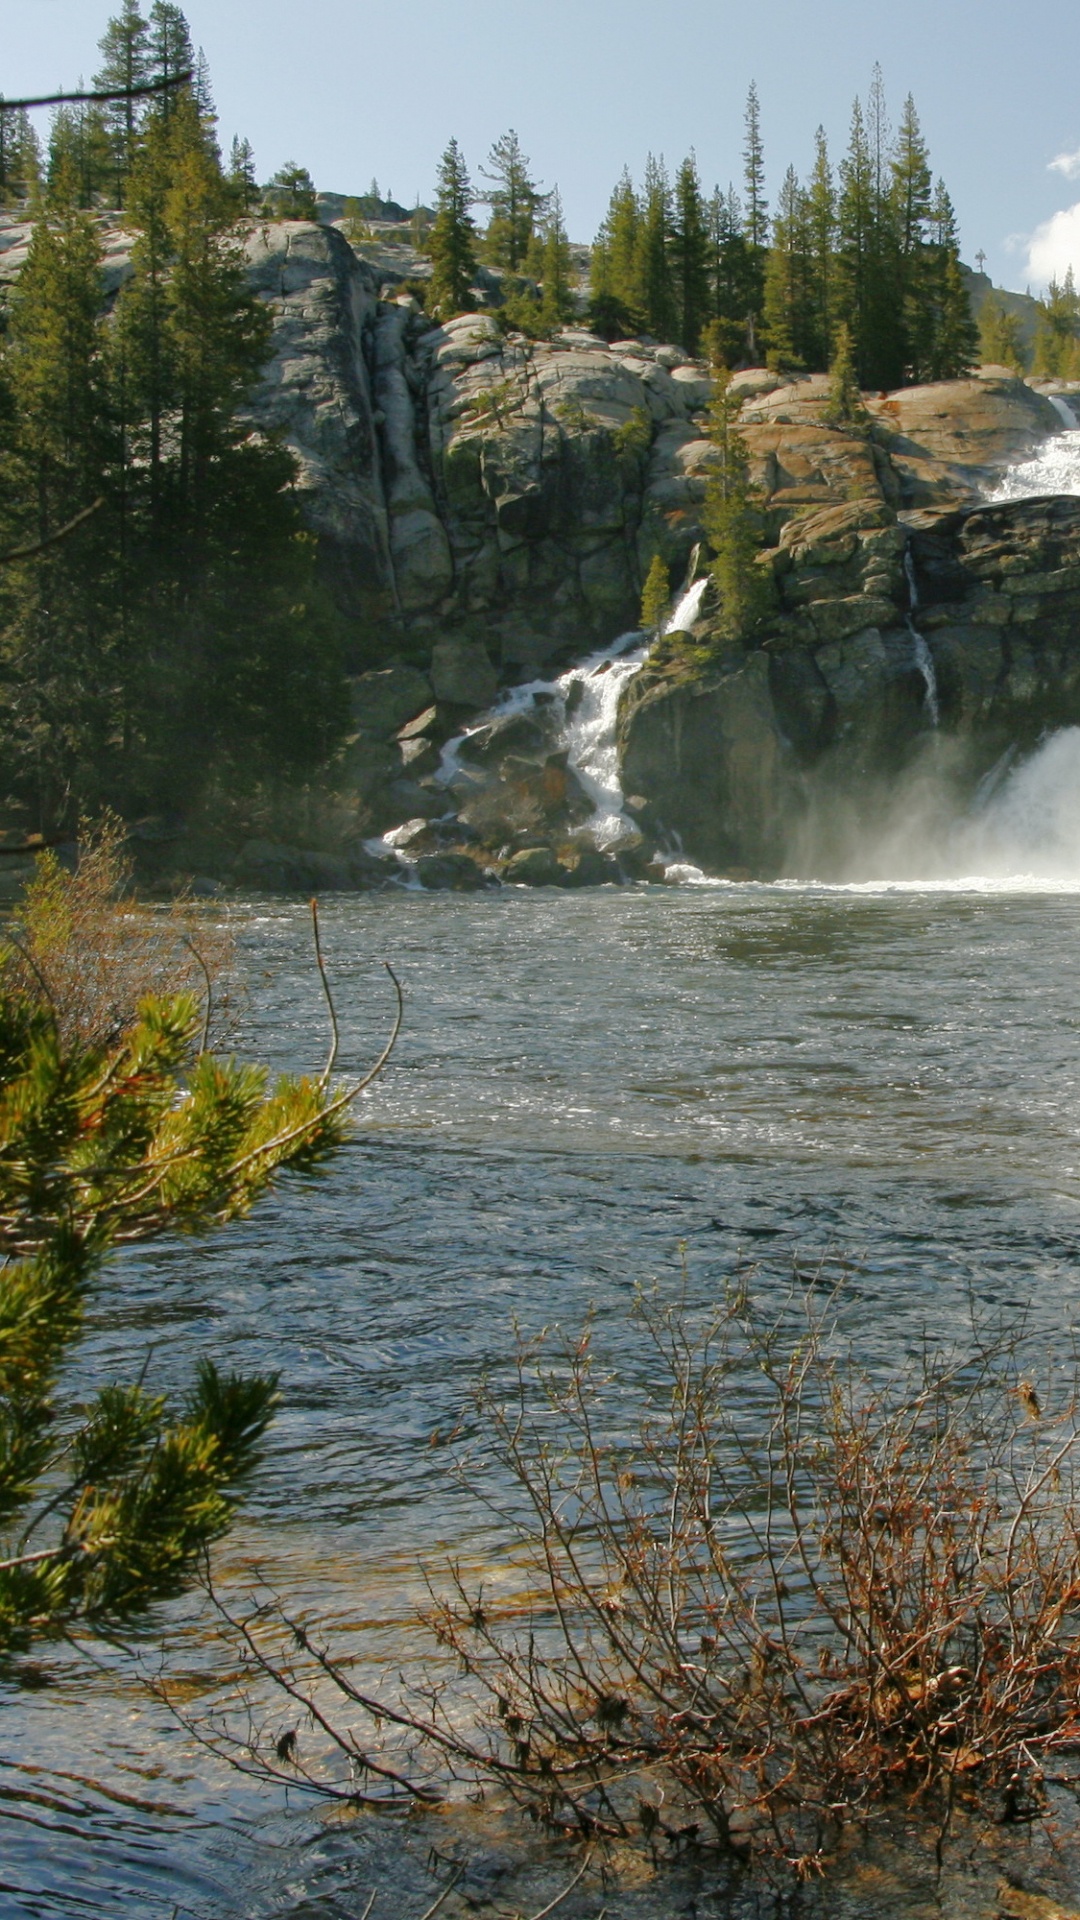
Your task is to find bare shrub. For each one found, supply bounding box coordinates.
[1,815,236,1050]
[169,1283,1080,1881]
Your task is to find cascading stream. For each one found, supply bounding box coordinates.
[433,576,708,855]
[988,394,1080,500]
[903,546,939,726]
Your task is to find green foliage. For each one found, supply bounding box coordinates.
[93,0,151,205]
[639,552,670,630]
[227,136,259,211]
[263,162,318,221]
[429,138,478,318]
[0,944,355,1661]
[824,321,867,426]
[1033,270,1080,378]
[538,188,575,331]
[0,106,42,210]
[979,292,1029,373]
[0,86,347,830]
[612,405,651,459]
[671,154,711,356]
[702,369,772,642]
[480,130,546,273]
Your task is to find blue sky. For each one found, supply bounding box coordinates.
[7,0,1080,293]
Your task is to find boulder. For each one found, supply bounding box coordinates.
[430,639,499,710]
[416,851,489,890]
[349,665,433,736]
[503,846,566,886]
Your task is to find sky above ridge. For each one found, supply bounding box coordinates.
[6,0,1080,296]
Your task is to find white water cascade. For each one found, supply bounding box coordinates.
[434,576,708,855]
[903,547,939,726]
[988,394,1080,501]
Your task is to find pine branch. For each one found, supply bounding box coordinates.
[0,74,192,114]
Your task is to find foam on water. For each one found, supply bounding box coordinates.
[988,401,1080,500]
[436,576,709,855]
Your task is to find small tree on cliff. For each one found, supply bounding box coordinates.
[430,138,477,317]
[702,367,771,642]
[640,552,670,631]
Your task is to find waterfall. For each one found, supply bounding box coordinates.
[433,576,709,854]
[988,397,1080,500]
[903,546,939,726]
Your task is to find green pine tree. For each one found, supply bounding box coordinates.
[670,153,711,356]
[429,137,477,318]
[702,368,771,641]
[227,135,259,210]
[93,0,151,206]
[978,291,1028,373]
[264,162,317,220]
[708,184,757,366]
[146,1,194,124]
[639,552,670,630]
[742,83,768,352]
[634,154,675,342]
[0,840,384,1666]
[824,320,867,425]
[927,181,978,379]
[480,130,546,272]
[762,166,811,370]
[589,168,640,338]
[891,93,934,380]
[804,127,836,370]
[538,187,575,331]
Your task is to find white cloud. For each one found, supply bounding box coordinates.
[1050,148,1080,180]
[1025,202,1080,289]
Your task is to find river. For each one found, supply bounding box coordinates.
[6,881,1080,1916]
[10,411,1080,1916]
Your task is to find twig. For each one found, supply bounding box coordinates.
[182,935,214,1056]
[0,74,192,113]
[525,1852,593,1920]
[417,1862,465,1919]
[359,1895,377,1920]
[310,899,338,1088]
[0,499,103,565]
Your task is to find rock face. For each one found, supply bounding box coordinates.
[618,495,1080,877]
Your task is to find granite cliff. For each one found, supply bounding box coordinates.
[4,210,1079,886]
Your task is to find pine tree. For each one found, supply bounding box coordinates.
[978,292,1028,372]
[762,166,812,370]
[891,93,934,379]
[47,101,111,210]
[589,168,640,338]
[93,0,150,206]
[538,188,574,331]
[264,162,318,220]
[703,368,770,640]
[743,82,768,250]
[0,106,42,209]
[0,838,374,1664]
[640,552,670,630]
[670,153,711,355]
[824,320,867,426]
[708,185,757,366]
[146,1,195,122]
[1033,271,1080,377]
[227,136,259,210]
[742,83,768,352]
[805,127,836,370]
[480,130,546,272]
[429,137,477,318]
[635,154,675,342]
[927,181,978,379]
[0,162,118,822]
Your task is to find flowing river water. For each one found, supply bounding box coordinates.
[11,425,1080,1918]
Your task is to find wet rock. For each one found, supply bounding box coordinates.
[561,847,622,886]
[235,838,397,891]
[416,851,490,890]
[503,846,566,886]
